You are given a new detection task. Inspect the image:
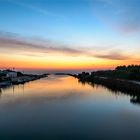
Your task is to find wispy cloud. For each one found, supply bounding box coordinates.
[92,0,140,34]
[0,31,85,56]
[0,31,131,60]
[94,51,130,60]
[7,0,62,17]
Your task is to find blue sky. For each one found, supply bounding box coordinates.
[0,0,139,45]
[1,0,103,45]
[0,0,140,70]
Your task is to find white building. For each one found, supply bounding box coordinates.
[6,72,17,78]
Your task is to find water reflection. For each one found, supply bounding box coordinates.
[0,88,2,98]
[79,79,140,105]
[0,75,93,104]
[1,75,140,105]
[0,75,140,140]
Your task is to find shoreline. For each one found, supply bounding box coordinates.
[69,73,140,104]
[70,73,140,94]
[0,74,48,88]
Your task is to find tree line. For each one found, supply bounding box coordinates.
[75,65,140,81]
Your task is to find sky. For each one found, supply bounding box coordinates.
[0,0,140,72]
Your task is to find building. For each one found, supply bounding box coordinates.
[6,71,17,78]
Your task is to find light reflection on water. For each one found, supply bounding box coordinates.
[0,75,140,140]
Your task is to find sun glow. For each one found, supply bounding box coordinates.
[0,51,137,72]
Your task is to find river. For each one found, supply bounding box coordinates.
[0,75,140,140]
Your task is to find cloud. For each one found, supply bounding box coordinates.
[0,31,131,60]
[0,32,85,57]
[7,0,62,18]
[92,0,140,34]
[94,51,130,60]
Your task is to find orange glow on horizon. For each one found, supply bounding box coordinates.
[0,52,139,71]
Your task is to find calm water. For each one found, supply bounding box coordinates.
[0,75,140,140]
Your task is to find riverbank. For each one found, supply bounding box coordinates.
[70,73,140,93]
[69,72,140,104]
[0,73,48,88]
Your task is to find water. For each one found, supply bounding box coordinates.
[0,75,140,140]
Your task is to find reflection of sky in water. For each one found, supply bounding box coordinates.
[0,75,140,140]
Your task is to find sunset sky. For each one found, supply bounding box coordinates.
[0,0,140,72]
